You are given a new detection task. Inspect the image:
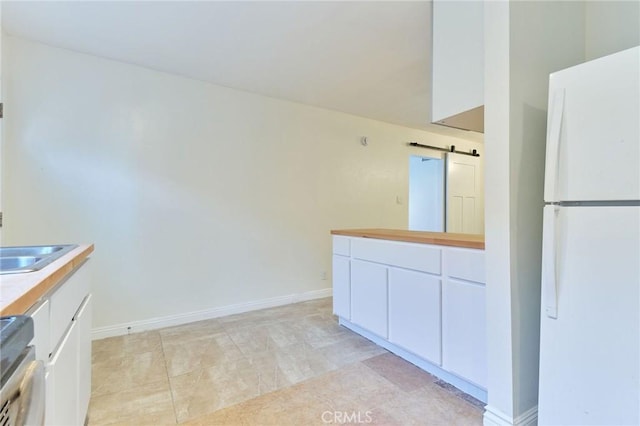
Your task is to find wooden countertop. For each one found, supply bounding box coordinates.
[0,244,94,316]
[331,229,484,249]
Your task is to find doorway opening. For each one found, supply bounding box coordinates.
[408,155,445,232]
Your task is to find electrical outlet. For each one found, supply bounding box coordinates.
[321,271,327,280]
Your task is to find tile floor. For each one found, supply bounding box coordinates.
[89,298,484,425]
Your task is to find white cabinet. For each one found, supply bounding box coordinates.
[442,279,486,388]
[49,262,90,351]
[431,0,484,132]
[29,299,50,361]
[49,320,79,426]
[333,236,351,257]
[388,268,441,365]
[332,236,487,401]
[332,255,351,320]
[332,236,351,319]
[76,294,92,425]
[27,260,92,426]
[442,248,487,388]
[350,260,388,339]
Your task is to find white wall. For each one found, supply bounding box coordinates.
[484,1,585,424]
[585,1,640,61]
[2,36,484,331]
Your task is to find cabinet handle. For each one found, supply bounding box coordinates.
[542,205,559,319]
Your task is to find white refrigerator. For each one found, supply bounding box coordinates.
[538,46,640,425]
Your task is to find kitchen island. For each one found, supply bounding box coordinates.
[331,229,486,402]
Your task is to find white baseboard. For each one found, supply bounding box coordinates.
[484,405,537,426]
[91,287,332,340]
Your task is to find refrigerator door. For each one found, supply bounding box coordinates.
[539,205,640,425]
[544,46,640,203]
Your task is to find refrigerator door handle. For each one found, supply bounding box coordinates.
[544,88,565,202]
[542,205,559,319]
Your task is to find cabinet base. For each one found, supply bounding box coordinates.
[338,317,488,404]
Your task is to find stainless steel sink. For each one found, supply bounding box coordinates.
[0,256,43,270]
[0,245,78,274]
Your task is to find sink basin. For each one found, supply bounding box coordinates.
[0,256,43,270]
[0,244,78,274]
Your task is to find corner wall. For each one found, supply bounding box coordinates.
[2,36,483,331]
[484,1,585,424]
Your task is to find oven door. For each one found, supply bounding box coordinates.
[0,346,45,426]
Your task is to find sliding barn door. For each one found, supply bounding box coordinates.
[446,153,482,234]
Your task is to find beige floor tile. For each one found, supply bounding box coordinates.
[317,333,388,368]
[92,349,169,397]
[162,331,245,377]
[180,391,295,425]
[298,315,355,348]
[246,342,338,391]
[218,299,331,331]
[159,318,225,347]
[93,413,176,426]
[92,330,162,361]
[218,309,286,331]
[90,297,484,425]
[88,380,175,425]
[181,364,403,426]
[362,352,436,392]
[308,362,402,410]
[226,321,309,357]
[380,381,484,426]
[169,358,261,423]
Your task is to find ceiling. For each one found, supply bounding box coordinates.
[2,1,476,139]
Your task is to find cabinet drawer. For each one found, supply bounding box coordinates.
[351,238,441,274]
[49,260,90,352]
[333,236,351,256]
[446,248,485,283]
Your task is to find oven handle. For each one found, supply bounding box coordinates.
[15,359,45,426]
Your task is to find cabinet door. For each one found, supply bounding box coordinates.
[332,255,351,319]
[351,260,388,338]
[431,0,484,131]
[48,321,79,426]
[28,299,50,361]
[49,261,90,352]
[388,268,442,365]
[442,278,486,388]
[76,294,93,424]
